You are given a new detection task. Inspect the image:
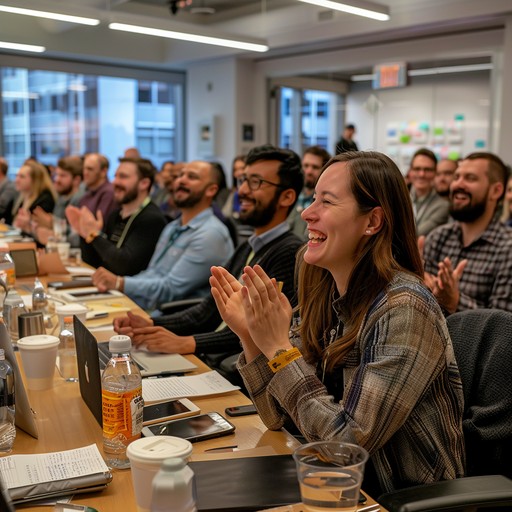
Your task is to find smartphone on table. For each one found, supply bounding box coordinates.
[225,404,258,417]
[142,412,236,443]
[143,398,200,426]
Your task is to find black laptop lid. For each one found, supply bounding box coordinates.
[74,316,103,427]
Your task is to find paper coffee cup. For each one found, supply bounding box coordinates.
[56,242,70,262]
[17,335,60,391]
[55,304,88,329]
[127,436,193,512]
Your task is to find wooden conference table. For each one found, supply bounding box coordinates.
[10,270,383,512]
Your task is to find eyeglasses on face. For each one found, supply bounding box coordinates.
[236,174,284,191]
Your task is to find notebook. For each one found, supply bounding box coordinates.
[73,317,198,426]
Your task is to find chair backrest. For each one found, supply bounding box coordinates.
[446,309,512,478]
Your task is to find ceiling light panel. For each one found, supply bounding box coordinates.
[298,0,390,21]
[108,22,269,52]
[0,5,100,25]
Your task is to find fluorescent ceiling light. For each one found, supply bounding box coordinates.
[351,63,493,81]
[109,22,269,52]
[0,5,100,25]
[0,40,45,53]
[298,0,389,21]
[408,63,493,76]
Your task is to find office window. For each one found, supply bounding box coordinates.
[157,83,172,104]
[138,81,152,103]
[317,100,328,118]
[156,129,173,155]
[278,87,341,156]
[1,63,185,175]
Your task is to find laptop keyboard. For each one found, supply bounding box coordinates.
[97,342,144,371]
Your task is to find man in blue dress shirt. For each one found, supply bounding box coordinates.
[92,160,234,310]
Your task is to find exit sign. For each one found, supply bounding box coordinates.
[373,62,408,89]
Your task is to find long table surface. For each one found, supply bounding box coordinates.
[7,269,383,512]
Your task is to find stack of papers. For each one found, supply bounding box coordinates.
[142,370,240,404]
[1,444,112,504]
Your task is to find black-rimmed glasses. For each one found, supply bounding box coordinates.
[236,174,284,191]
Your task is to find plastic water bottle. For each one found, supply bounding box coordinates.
[2,289,27,343]
[0,249,15,289]
[32,277,48,313]
[101,335,143,469]
[0,348,16,452]
[0,249,15,305]
[57,316,78,382]
[151,458,197,512]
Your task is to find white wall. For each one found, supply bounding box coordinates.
[186,58,237,175]
[185,57,268,185]
[347,72,491,172]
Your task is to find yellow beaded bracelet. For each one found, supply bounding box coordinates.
[268,347,302,373]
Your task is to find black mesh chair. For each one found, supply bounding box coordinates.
[378,309,512,512]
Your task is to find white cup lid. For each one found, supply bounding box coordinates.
[17,335,60,350]
[56,304,89,315]
[127,436,193,464]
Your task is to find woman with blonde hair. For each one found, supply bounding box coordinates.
[11,160,56,230]
[210,151,464,495]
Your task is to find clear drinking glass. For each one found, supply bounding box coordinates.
[293,441,369,512]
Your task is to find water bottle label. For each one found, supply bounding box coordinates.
[0,268,15,288]
[102,388,143,440]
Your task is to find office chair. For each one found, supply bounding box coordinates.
[378,309,512,512]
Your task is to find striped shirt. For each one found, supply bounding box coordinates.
[424,217,512,312]
[238,272,465,494]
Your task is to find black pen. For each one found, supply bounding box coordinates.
[86,311,109,320]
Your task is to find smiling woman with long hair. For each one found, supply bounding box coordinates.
[11,160,56,230]
[210,151,465,496]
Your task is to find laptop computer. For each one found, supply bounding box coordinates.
[73,317,198,426]
[9,248,38,277]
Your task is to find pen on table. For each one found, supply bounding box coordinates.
[204,445,238,453]
[86,311,109,320]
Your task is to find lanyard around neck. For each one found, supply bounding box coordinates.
[154,223,189,264]
[115,196,151,249]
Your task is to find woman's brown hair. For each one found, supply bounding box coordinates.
[297,151,423,372]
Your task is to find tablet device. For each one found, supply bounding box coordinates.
[143,399,200,426]
[57,287,124,302]
[142,412,235,442]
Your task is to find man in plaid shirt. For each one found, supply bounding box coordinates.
[420,152,512,314]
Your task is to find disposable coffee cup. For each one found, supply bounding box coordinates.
[127,436,193,512]
[18,311,45,338]
[17,335,60,391]
[56,242,70,262]
[55,303,88,330]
